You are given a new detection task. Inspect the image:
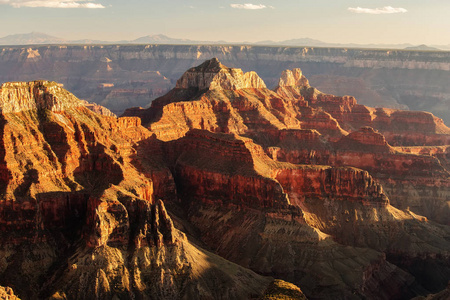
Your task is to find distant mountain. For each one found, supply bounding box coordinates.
[0,32,66,45]
[405,44,440,51]
[131,34,195,44]
[0,32,449,50]
[255,37,327,47]
[0,32,221,46]
[129,34,231,45]
[69,39,113,45]
[255,38,419,49]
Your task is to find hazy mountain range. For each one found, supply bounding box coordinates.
[1,32,449,50]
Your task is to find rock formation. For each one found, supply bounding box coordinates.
[0,80,273,299]
[1,44,449,124]
[1,60,450,300]
[0,286,20,300]
[123,59,450,298]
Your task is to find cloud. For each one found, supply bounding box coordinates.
[230,4,269,10]
[348,6,407,14]
[1,0,105,8]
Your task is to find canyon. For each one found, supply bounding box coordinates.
[0,44,449,125]
[0,58,449,300]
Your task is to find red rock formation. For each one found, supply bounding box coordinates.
[168,130,290,208]
[160,128,449,298]
[2,60,450,300]
[176,58,267,91]
[124,59,349,141]
[268,126,450,224]
[275,166,388,206]
[274,69,450,146]
[0,81,273,300]
[120,59,450,298]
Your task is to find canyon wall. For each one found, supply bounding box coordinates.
[0,81,276,300]
[1,59,450,300]
[0,44,449,124]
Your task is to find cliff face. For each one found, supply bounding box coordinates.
[124,59,450,297]
[122,59,450,228]
[0,81,273,300]
[1,44,449,124]
[0,81,83,113]
[151,125,447,298]
[129,59,450,147]
[269,126,450,225]
[274,71,450,146]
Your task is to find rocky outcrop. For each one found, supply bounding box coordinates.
[0,286,20,300]
[164,130,290,208]
[275,166,388,206]
[176,57,266,90]
[275,69,450,146]
[125,59,352,142]
[274,70,450,146]
[374,110,450,146]
[0,81,82,113]
[277,69,309,88]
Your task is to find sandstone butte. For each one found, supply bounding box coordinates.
[0,58,448,300]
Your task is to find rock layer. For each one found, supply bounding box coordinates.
[2,44,449,123]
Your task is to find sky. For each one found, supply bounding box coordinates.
[0,0,449,45]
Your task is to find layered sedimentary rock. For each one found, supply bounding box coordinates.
[80,99,116,117]
[1,44,449,124]
[176,57,266,91]
[162,128,449,298]
[161,129,421,299]
[0,81,273,300]
[268,126,450,225]
[123,59,352,142]
[126,58,450,226]
[123,59,450,298]
[274,71,450,146]
[1,60,450,300]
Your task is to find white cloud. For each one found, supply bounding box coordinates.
[230,4,268,10]
[1,0,105,8]
[348,6,407,14]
